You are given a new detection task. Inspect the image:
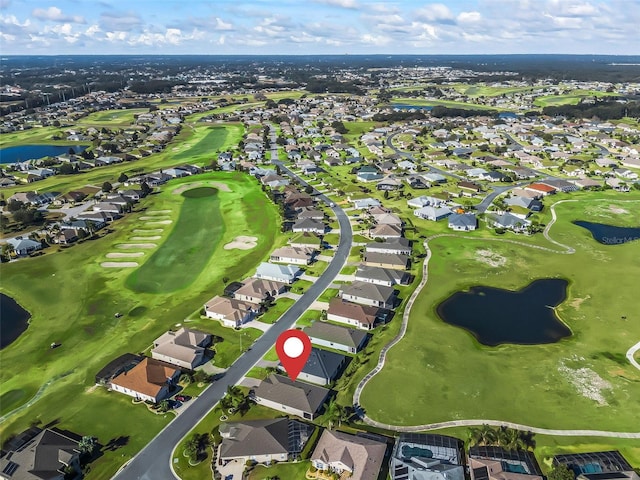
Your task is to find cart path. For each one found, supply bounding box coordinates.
[354,199,640,437]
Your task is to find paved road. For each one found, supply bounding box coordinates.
[111,130,353,480]
[386,132,463,181]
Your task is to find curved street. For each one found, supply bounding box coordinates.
[111,129,353,480]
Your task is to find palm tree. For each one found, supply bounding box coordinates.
[469,424,497,447]
[498,426,524,451]
[325,399,350,430]
[78,436,98,456]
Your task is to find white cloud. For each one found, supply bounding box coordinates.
[313,0,359,9]
[214,17,233,31]
[0,13,30,27]
[415,3,454,22]
[32,6,84,24]
[360,33,391,46]
[457,11,482,23]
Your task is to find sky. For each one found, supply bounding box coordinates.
[0,0,639,55]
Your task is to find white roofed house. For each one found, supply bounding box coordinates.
[255,262,301,284]
[292,218,326,235]
[414,205,452,221]
[448,213,477,231]
[204,296,258,328]
[270,246,315,265]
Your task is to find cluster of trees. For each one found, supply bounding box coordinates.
[543,100,640,120]
[305,78,364,95]
[468,424,536,451]
[6,200,45,226]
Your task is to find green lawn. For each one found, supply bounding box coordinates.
[247,461,311,480]
[533,90,619,107]
[295,310,323,328]
[172,126,230,160]
[290,280,314,294]
[258,298,296,324]
[358,193,640,431]
[0,172,283,479]
[304,260,329,277]
[340,266,357,275]
[125,188,224,293]
[318,288,340,303]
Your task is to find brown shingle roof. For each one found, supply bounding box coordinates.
[327,299,379,326]
[110,358,178,398]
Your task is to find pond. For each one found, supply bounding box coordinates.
[573,220,640,245]
[392,104,433,111]
[437,278,571,346]
[0,144,88,164]
[0,293,31,349]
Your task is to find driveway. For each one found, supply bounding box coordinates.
[216,456,244,480]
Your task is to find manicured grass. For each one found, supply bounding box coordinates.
[358,193,640,431]
[0,172,283,479]
[245,367,270,380]
[318,288,340,303]
[290,280,314,294]
[391,97,499,111]
[125,188,224,293]
[77,109,147,126]
[340,265,357,275]
[323,233,340,245]
[304,260,329,277]
[295,310,322,328]
[247,461,311,480]
[257,298,296,324]
[533,90,619,107]
[172,126,229,160]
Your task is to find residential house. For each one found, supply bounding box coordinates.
[458,181,483,193]
[0,427,82,480]
[219,418,314,465]
[292,218,326,235]
[327,298,383,330]
[280,347,349,385]
[363,252,409,270]
[352,198,381,210]
[614,168,639,180]
[151,327,211,370]
[311,430,387,480]
[377,177,403,191]
[54,229,78,245]
[110,357,180,403]
[289,233,322,250]
[391,433,464,480]
[369,223,403,239]
[448,213,478,231]
[255,262,301,284]
[606,177,631,192]
[297,209,325,221]
[414,206,452,221]
[270,246,315,265]
[365,238,412,255]
[95,353,143,385]
[233,278,287,304]
[261,173,290,189]
[304,322,369,354]
[469,446,543,480]
[371,212,403,226]
[204,296,257,328]
[540,178,579,193]
[408,196,446,208]
[340,281,396,309]
[355,266,410,287]
[6,238,42,256]
[525,183,557,196]
[487,213,531,232]
[252,374,330,420]
[553,451,639,480]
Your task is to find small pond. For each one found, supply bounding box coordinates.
[0,293,31,349]
[573,220,640,245]
[0,144,88,164]
[391,104,434,111]
[437,278,571,346]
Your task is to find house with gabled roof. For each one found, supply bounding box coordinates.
[363,251,409,271]
[204,296,257,328]
[270,246,315,265]
[414,205,452,221]
[255,262,301,284]
[355,265,410,287]
[252,374,330,420]
[219,418,313,465]
[233,278,287,304]
[151,327,211,370]
[292,218,326,234]
[327,298,382,330]
[366,238,412,255]
[340,281,396,309]
[448,213,477,231]
[280,347,349,385]
[304,321,369,354]
[110,357,180,403]
[311,430,387,480]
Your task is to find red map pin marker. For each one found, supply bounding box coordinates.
[276,330,312,382]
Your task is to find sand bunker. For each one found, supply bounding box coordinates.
[475,249,507,268]
[172,181,231,194]
[106,252,145,258]
[140,215,170,221]
[146,210,171,214]
[133,229,163,233]
[145,220,172,225]
[609,205,629,214]
[131,236,161,240]
[117,243,156,249]
[224,235,258,250]
[101,262,139,268]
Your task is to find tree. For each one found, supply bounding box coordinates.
[468,424,497,447]
[140,182,152,196]
[78,436,98,456]
[59,163,75,175]
[548,464,575,480]
[118,172,129,183]
[304,185,313,194]
[102,181,113,193]
[157,399,170,412]
[325,399,349,430]
[7,199,24,212]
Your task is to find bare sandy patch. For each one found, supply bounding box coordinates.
[131,236,161,240]
[172,181,231,194]
[116,243,156,249]
[133,229,164,234]
[106,252,145,258]
[145,220,172,225]
[146,210,172,214]
[101,262,139,268]
[140,215,171,221]
[570,295,590,310]
[475,249,507,268]
[609,205,629,214]
[224,235,258,250]
[558,359,612,406]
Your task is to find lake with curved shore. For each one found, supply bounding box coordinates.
[0,144,87,164]
[437,278,571,346]
[0,293,31,349]
[573,220,640,245]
